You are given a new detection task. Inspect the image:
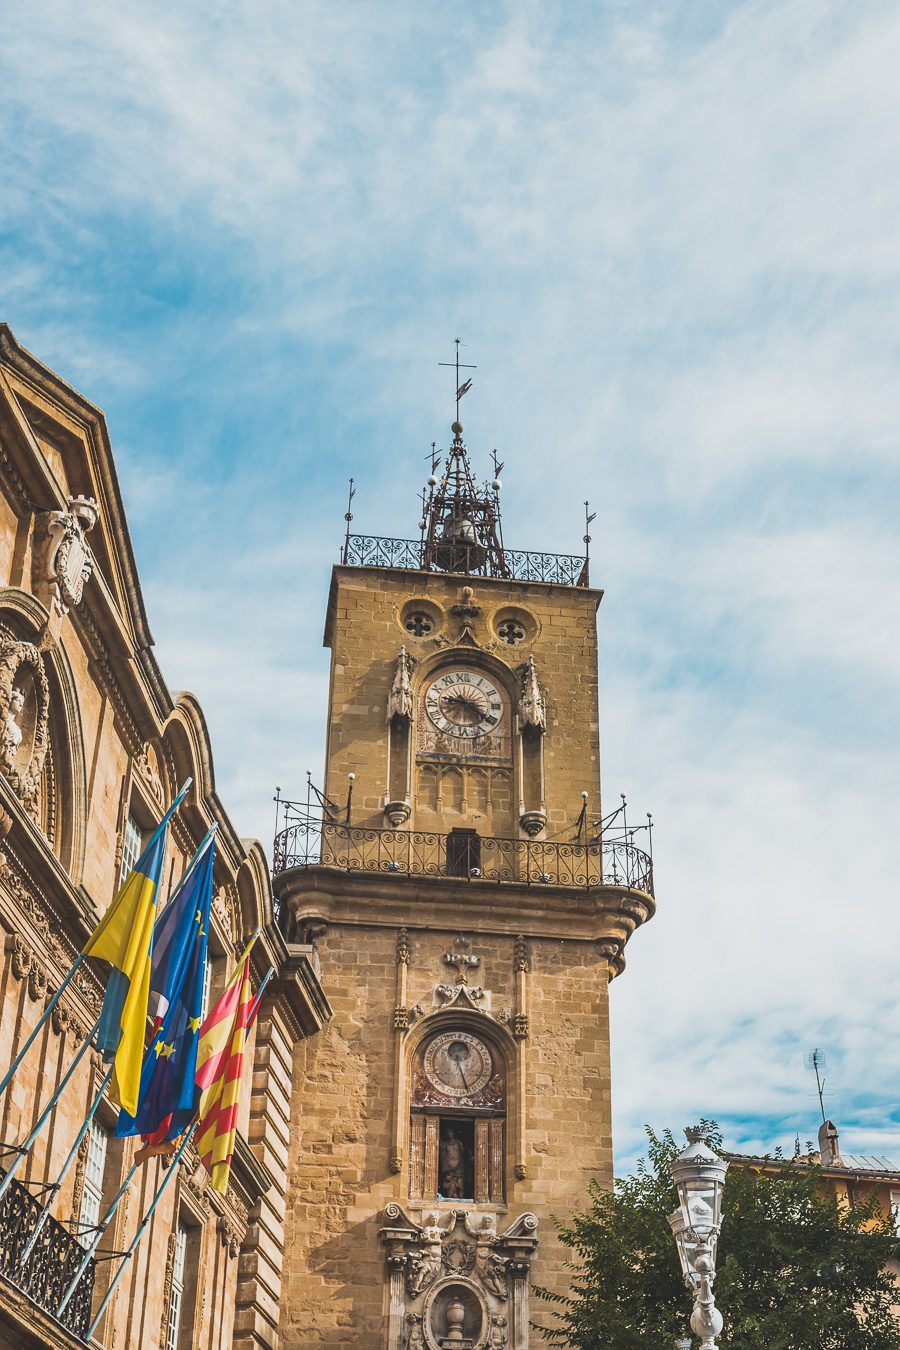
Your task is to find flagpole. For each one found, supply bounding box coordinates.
[162,822,217,912]
[18,1062,115,1266]
[0,778,192,1105]
[247,966,275,1028]
[56,1156,140,1318]
[83,1123,197,1341]
[0,955,84,1103]
[0,1012,101,1204]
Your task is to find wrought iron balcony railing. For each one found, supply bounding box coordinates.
[341,534,590,588]
[0,1171,95,1337]
[273,818,653,896]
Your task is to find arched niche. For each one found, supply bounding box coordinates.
[0,589,87,881]
[400,1008,516,1208]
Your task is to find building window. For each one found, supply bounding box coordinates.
[405,611,434,637]
[496,618,525,645]
[165,1223,188,1350]
[119,812,143,887]
[78,1118,109,1247]
[891,1192,900,1236]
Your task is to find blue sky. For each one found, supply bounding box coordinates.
[3,0,899,1175]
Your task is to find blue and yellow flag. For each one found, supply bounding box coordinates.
[117,838,214,1142]
[84,783,188,1116]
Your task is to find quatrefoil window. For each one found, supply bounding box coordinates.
[405,612,434,637]
[497,619,526,645]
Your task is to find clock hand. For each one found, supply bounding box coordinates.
[457,1062,469,1091]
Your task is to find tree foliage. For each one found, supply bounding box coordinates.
[537,1123,900,1348]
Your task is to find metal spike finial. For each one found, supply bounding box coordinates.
[439,338,477,420]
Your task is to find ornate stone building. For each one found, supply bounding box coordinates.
[0,326,655,1349]
[274,420,656,1347]
[0,324,330,1350]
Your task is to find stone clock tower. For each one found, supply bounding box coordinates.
[274,419,655,1349]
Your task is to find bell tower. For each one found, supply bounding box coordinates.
[274,408,655,1350]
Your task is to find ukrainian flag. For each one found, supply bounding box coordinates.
[84,783,188,1117]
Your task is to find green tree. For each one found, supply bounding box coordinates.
[537,1124,900,1348]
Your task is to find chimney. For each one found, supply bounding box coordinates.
[818,1119,844,1168]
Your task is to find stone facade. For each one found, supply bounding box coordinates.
[0,324,331,1350]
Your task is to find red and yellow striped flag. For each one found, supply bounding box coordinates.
[193,951,254,1195]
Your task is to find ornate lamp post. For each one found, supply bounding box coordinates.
[668,1127,729,1349]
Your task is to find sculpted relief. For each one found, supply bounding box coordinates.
[0,636,51,824]
[382,1207,537,1350]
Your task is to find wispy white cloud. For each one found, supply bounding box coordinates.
[2,0,899,1174]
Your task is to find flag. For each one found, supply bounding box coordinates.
[84,784,188,1116]
[193,950,255,1195]
[147,824,216,1030]
[116,839,214,1142]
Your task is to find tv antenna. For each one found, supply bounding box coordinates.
[804,1048,828,1124]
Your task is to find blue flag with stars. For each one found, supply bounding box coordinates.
[116,838,214,1141]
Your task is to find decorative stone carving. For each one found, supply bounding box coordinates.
[517,655,545,732]
[451,586,483,644]
[388,647,417,723]
[385,799,412,826]
[381,1208,538,1350]
[518,810,546,838]
[406,1245,441,1299]
[404,1313,426,1349]
[480,1250,509,1299]
[44,495,99,615]
[443,936,480,985]
[134,741,164,804]
[159,1229,179,1347]
[397,928,411,965]
[513,936,528,974]
[0,637,50,821]
[512,1014,528,1040]
[218,1213,243,1259]
[487,1314,508,1348]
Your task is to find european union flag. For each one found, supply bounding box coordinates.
[116,836,214,1141]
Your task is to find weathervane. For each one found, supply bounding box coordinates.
[439,339,476,420]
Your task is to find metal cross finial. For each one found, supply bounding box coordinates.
[439,339,477,419]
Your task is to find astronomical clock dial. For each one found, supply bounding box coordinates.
[424,669,504,741]
[422,1031,493,1099]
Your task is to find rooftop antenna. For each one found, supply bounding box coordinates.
[804,1048,828,1124]
[439,339,477,420]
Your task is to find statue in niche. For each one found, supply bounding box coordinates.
[1,687,24,774]
[403,1312,426,1350]
[439,1125,467,1199]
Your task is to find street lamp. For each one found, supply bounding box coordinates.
[668,1127,729,1349]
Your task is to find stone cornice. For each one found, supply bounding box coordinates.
[276,863,654,952]
[262,929,333,1039]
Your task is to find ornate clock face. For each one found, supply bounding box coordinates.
[424,669,504,741]
[422,1031,493,1099]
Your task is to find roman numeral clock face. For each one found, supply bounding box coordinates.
[424,669,504,741]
